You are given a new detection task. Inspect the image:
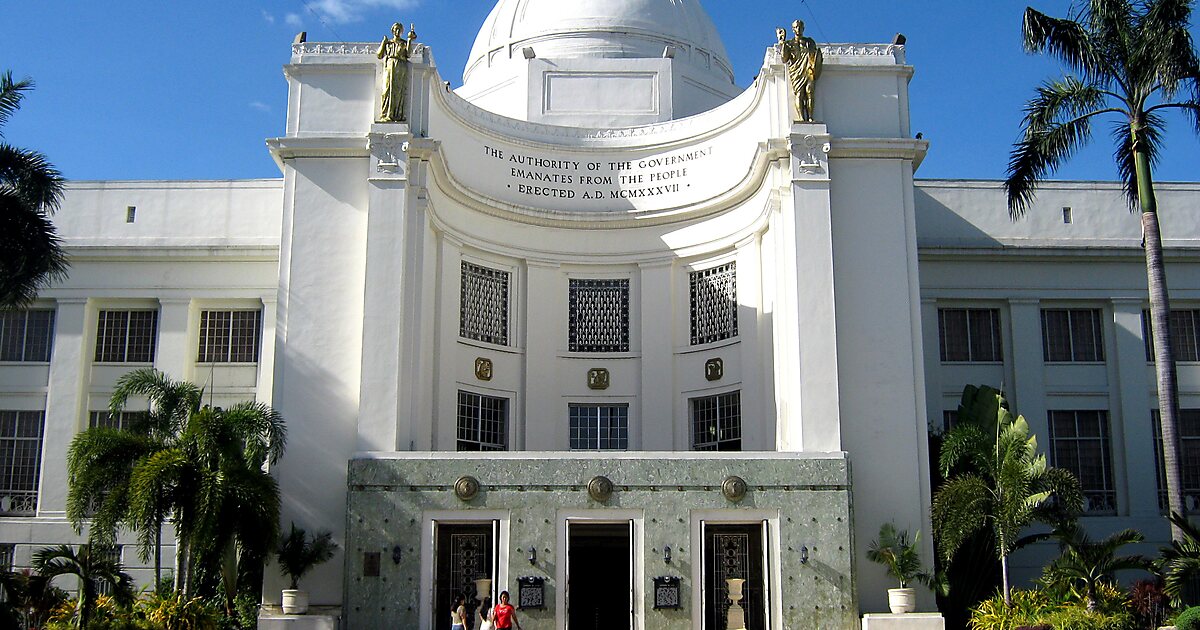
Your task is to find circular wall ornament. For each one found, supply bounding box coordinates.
[454,475,481,501]
[587,475,614,502]
[721,475,748,502]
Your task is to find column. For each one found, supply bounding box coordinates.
[920,298,945,428]
[38,299,89,516]
[1008,299,1047,438]
[155,298,194,383]
[524,262,561,450]
[256,297,278,406]
[1111,299,1157,517]
[639,261,673,451]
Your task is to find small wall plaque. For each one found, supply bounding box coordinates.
[721,475,748,502]
[704,358,723,381]
[653,576,682,610]
[587,367,610,390]
[454,475,480,501]
[587,475,614,502]
[475,357,493,381]
[518,576,545,610]
[363,551,381,577]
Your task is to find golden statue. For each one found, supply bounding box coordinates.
[777,19,822,122]
[377,22,418,123]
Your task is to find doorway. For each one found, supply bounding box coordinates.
[567,522,633,630]
[702,522,768,630]
[434,521,497,630]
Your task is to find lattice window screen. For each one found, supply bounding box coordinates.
[460,262,510,346]
[690,263,737,345]
[569,279,629,352]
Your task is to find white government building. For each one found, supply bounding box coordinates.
[2,1,1198,628]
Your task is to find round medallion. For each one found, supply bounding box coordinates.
[587,475,614,502]
[454,475,481,501]
[721,475,748,502]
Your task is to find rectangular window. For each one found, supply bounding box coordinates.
[691,391,742,451]
[1048,410,1116,514]
[938,308,1002,362]
[690,262,738,345]
[942,410,959,432]
[88,411,151,432]
[569,279,630,353]
[569,404,628,451]
[456,391,508,451]
[1041,309,1104,362]
[0,309,55,362]
[0,410,45,516]
[1143,309,1200,362]
[95,310,158,363]
[197,310,261,363]
[1152,409,1200,513]
[460,262,510,346]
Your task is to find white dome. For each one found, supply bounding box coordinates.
[463,0,734,88]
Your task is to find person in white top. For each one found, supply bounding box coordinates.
[478,596,494,630]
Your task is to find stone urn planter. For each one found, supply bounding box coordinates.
[281,589,309,615]
[887,587,916,614]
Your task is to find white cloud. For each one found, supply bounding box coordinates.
[285,13,304,28]
[249,101,272,113]
[261,9,276,24]
[304,0,420,25]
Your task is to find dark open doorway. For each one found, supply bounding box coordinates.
[567,522,632,630]
[434,522,497,630]
[703,523,767,630]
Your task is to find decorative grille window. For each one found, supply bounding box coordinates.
[1152,409,1200,513]
[690,263,737,345]
[1143,309,1200,362]
[460,262,510,346]
[95,310,158,363]
[456,391,508,451]
[198,310,261,363]
[1048,410,1115,514]
[92,545,123,595]
[569,404,628,450]
[0,309,55,362]
[89,411,151,432]
[0,411,45,516]
[1041,308,1104,362]
[938,308,1002,362]
[691,391,742,451]
[568,279,629,353]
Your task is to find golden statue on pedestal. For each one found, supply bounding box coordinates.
[777,19,822,122]
[377,22,417,123]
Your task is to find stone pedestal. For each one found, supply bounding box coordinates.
[862,613,945,630]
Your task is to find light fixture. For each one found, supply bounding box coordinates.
[392,546,403,565]
[522,47,536,60]
[799,545,809,565]
[663,45,677,59]
[528,546,537,565]
[663,545,672,564]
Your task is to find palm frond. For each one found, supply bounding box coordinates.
[1111,112,1165,208]
[1023,7,1102,80]
[1135,0,1200,98]
[110,368,202,438]
[0,144,65,213]
[0,191,68,309]
[219,401,288,466]
[932,474,990,561]
[0,71,32,135]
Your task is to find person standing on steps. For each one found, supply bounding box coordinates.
[493,591,522,630]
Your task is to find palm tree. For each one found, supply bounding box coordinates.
[33,544,133,629]
[67,368,286,606]
[1158,512,1200,605]
[1005,0,1200,538]
[932,391,1083,606]
[0,70,67,309]
[67,369,202,586]
[1042,523,1151,610]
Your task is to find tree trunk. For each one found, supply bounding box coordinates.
[1134,126,1186,541]
[175,538,189,596]
[154,515,162,590]
[1001,554,1011,607]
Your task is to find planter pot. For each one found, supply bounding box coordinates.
[887,587,916,614]
[282,589,309,615]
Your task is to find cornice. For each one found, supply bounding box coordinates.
[828,137,929,167]
[267,135,371,169]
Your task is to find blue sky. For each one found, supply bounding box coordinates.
[2,0,1198,183]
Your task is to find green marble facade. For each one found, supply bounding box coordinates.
[344,453,856,629]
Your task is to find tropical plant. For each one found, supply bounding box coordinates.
[276,523,338,590]
[1178,605,1200,630]
[1005,0,1200,537]
[33,544,133,629]
[867,522,940,593]
[970,586,1134,630]
[932,389,1083,606]
[1158,512,1200,606]
[0,70,68,309]
[0,568,69,629]
[66,368,286,615]
[136,591,222,630]
[1131,579,1173,630]
[1040,523,1151,610]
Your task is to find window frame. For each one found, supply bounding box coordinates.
[1047,409,1116,514]
[690,390,742,451]
[197,309,262,363]
[937,307,1003,363]
[689,261,738,346]
[456,390,509,451]
[1041,308,1105,363]
[1143,308,1200,363]
[0,410,45,517]
[459,260,512,348]
[0,309,56,363]
[568,278,631,353]
[568,403,629,451]
[94,309,159,364]
[1151,408,1200,513]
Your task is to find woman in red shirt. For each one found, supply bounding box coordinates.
[492,591,522,630]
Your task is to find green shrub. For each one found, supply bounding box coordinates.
[971,589,1055,630]
[970,588,1135,630]
[1177,605,1200,630]
[1042,606,1133,630]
